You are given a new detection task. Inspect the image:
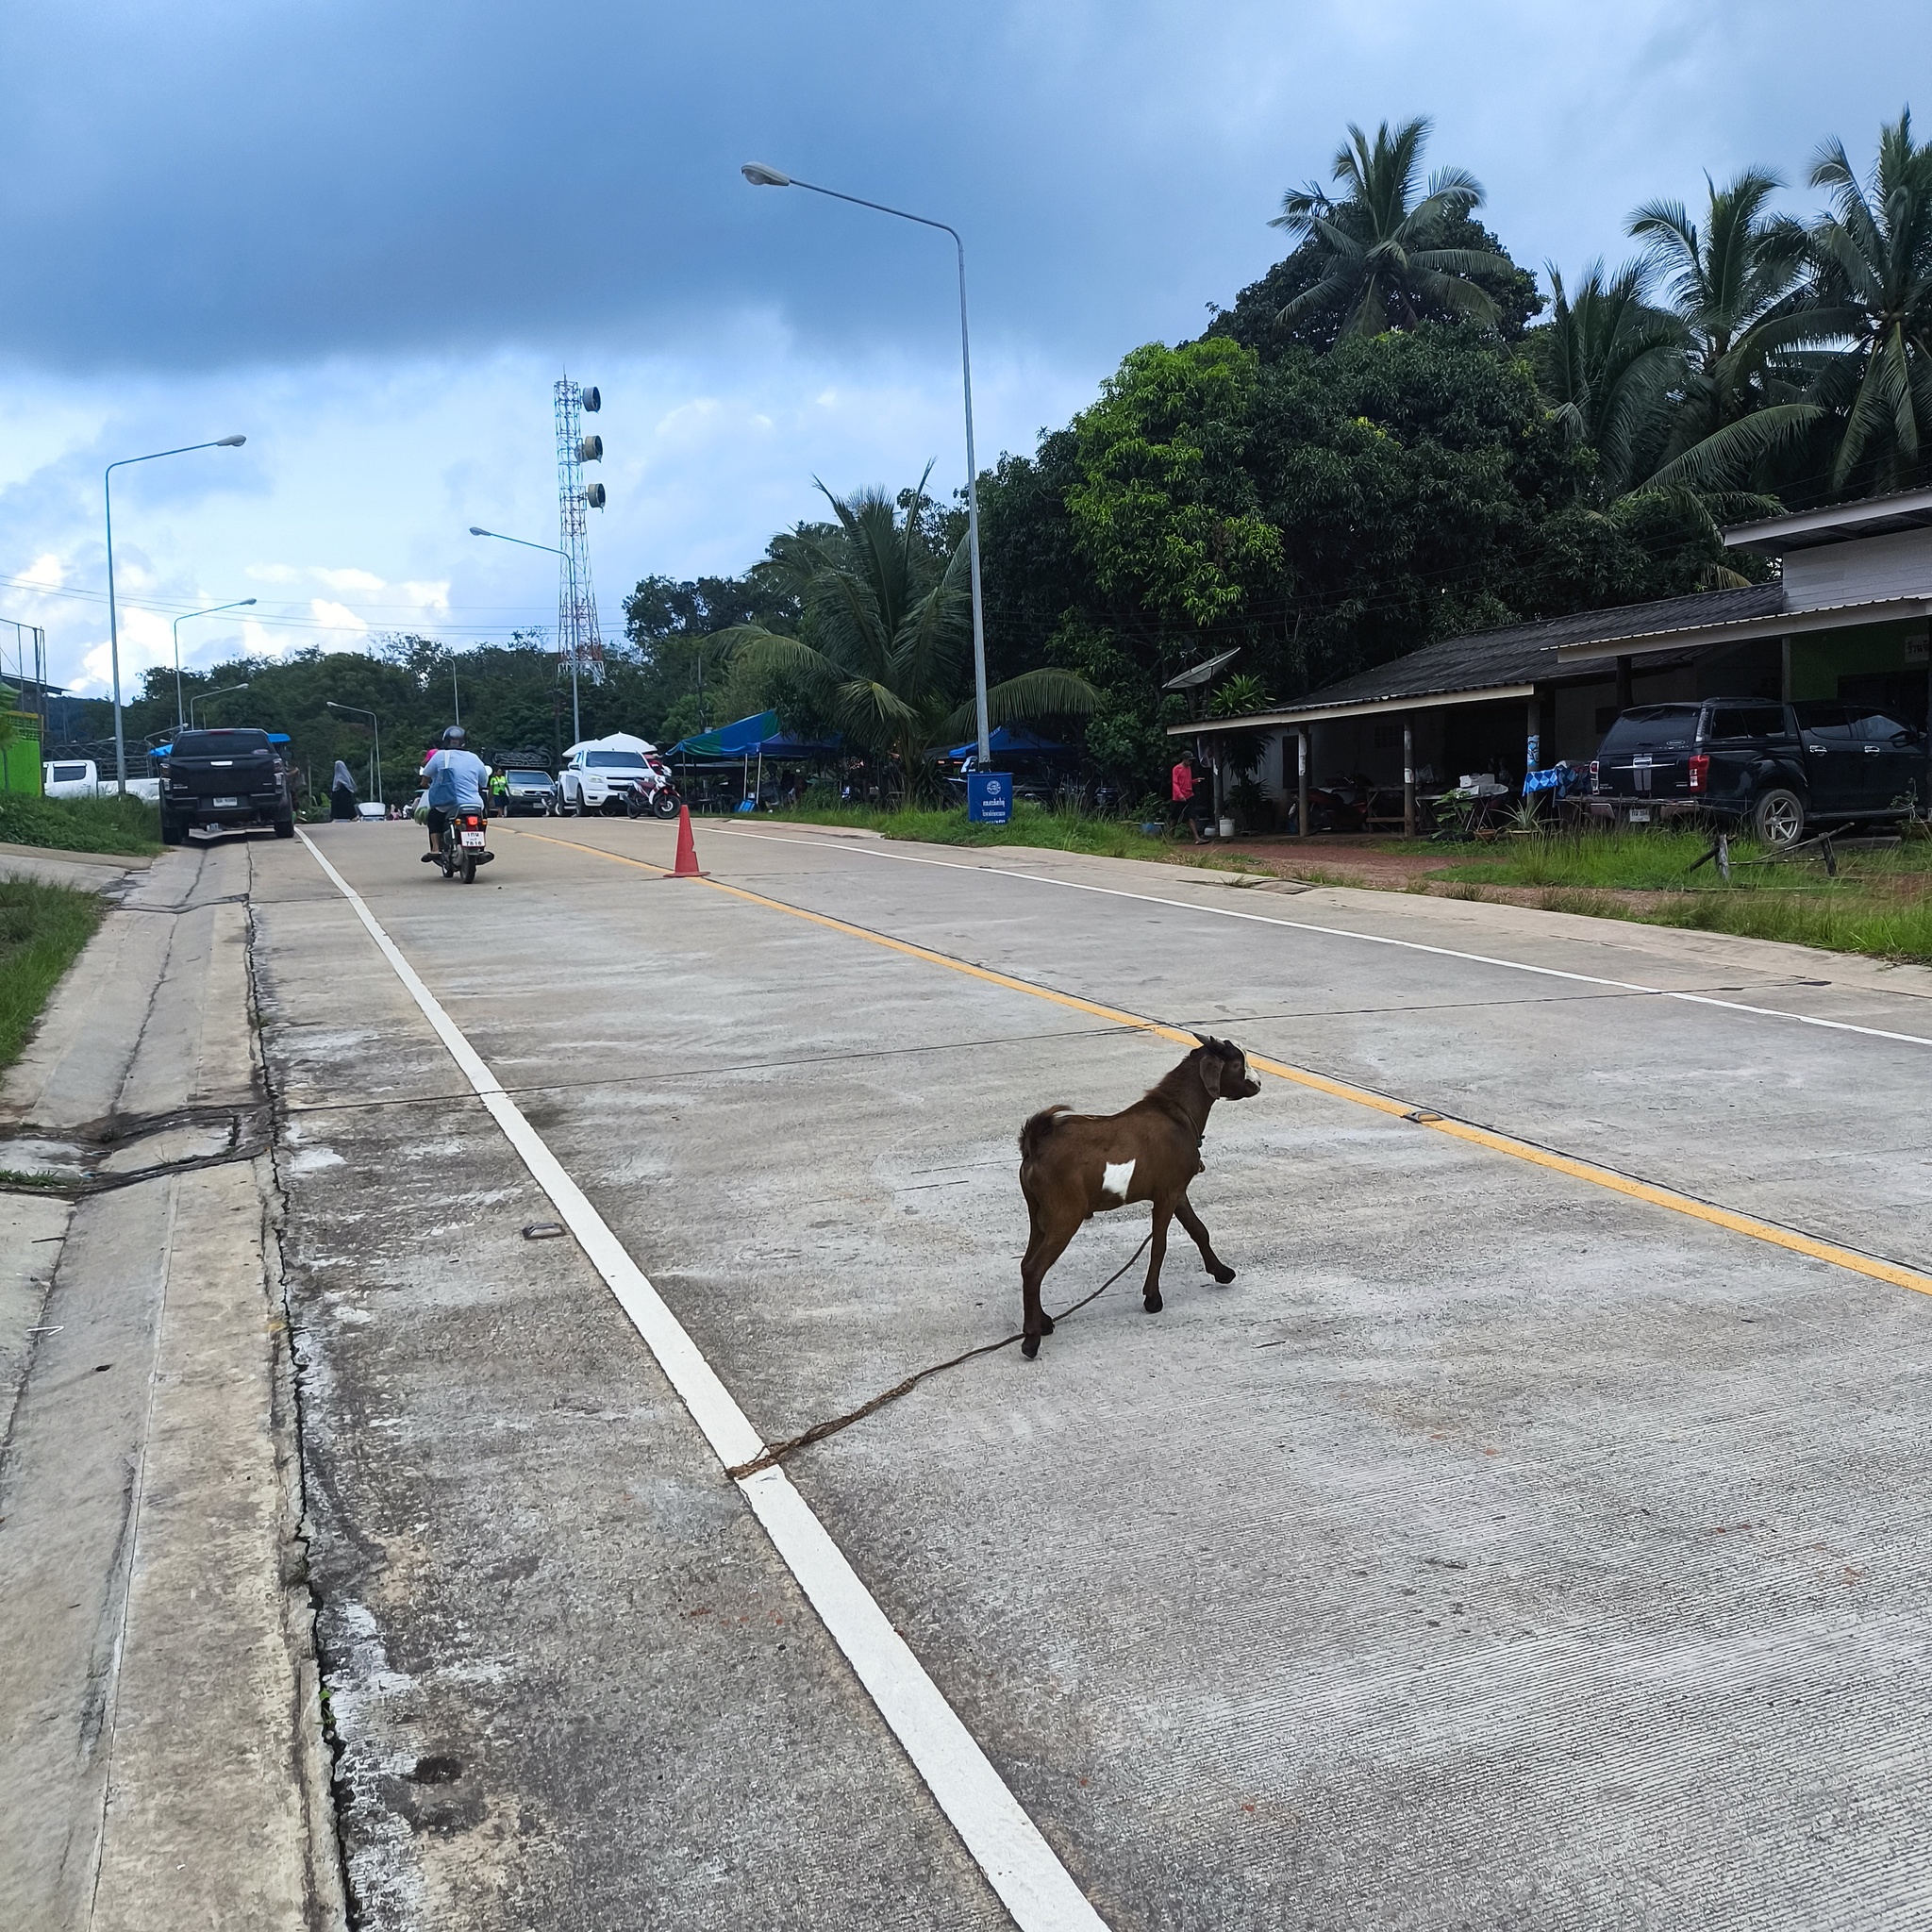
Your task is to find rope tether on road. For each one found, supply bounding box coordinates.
[725,1232,1155,1481]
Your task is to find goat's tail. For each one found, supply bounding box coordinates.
[1019,1105,1072,1164]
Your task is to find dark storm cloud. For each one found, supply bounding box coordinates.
[1,1,1247,372]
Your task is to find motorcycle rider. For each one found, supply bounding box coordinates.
[421,725,491,863]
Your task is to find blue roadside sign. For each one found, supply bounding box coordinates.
[966,772,1011,824]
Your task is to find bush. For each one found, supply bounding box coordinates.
[0,878,105,1069]
[0,792,161,855]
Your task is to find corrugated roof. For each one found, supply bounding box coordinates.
[1286,585,1785,712]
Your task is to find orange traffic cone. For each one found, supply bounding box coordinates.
[666,805,707,878]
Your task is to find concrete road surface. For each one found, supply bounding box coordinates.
[251,816,1932,1930]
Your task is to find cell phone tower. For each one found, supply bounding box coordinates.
[554,377,608,724]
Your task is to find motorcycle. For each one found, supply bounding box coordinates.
[624,765,683,820]
[439,807,494,884]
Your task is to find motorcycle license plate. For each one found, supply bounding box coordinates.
[1626,808,1651,824]
[212,795,239,808]
[460,831,486,847]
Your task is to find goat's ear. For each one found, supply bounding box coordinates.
[1197,1050,1224,1097]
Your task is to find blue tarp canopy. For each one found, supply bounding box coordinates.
[940,725,1071,759]
[672,711,842,760]
[671,710,776,758]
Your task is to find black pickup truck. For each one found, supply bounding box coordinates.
[1589,698,1930,844]
[157,728,296,844]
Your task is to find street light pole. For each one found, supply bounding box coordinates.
[741,163,992,767]
[326,700,383,808]
[171,598,258,730]
[104,435,247,794]
[189,681,250,729]
[469,527,579,742]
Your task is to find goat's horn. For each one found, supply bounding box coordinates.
[1192,1031,1213,1048]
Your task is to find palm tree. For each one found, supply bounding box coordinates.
[1270,117,1518,337]
[1799,111,1932,494]
[717,475,1094,802]
[1629,168,1818,490]
[1535,260,1686,496]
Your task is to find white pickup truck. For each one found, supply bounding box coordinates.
[558,742,658,816]
[42,758,161,804]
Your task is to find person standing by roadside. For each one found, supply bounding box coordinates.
[488,767,509,817]
[1172,755,1209,842]
[330,758,358,822]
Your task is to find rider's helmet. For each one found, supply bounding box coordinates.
[441,725,467,747]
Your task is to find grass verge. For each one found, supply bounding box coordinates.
[772,800,1184,861]
[1437,828,1932,961]
[0,792,161,856]
[0,877,106,1070]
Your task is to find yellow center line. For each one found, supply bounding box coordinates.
[506,824,1932,1301]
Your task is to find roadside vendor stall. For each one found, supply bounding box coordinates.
[670,711,843,811]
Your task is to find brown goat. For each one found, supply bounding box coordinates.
[1016,1035,1260,1357]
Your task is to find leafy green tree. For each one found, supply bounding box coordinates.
[623,570,799,739]
[1628,169,1817,490]
[718,477,1093,801]
[1270,118,1522,338]
[1065,339,1283,633]
[1798,111,1932,494]
[1531,261,1685,497]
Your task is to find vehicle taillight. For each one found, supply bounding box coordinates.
[1688,754,1709,793]
[1589,759,1599,794]
[461,812,483,827]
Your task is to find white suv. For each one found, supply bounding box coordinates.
[558,747,653,815]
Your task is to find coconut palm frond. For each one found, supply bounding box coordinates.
[1648,403,1826,490]
[939,668,1098,740]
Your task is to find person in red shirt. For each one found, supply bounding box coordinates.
[1172,757,1209,841]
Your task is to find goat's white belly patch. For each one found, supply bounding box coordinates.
[1101,1158,1136,1201]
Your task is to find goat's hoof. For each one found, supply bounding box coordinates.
[1021,1333,1041,1360]
[1211,1264,1236,1285]
[1039,1312,1055,1335]
[1142,1291,1163,1313]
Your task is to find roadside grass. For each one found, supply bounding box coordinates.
[769,805,1932,962]
[0,792,161,856]
[771,799,1180,861]
[0,877,106,1069]
[1436,827,1804,891]
[1436,826,1932,961]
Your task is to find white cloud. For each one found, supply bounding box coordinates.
[20,553,63,591]
[309,599,370,636]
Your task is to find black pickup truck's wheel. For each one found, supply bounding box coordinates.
[160,814,186,846]
[273,814,295,840]
[1752,788,1806,846]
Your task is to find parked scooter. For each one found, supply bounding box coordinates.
[624,763,683,820]
[439,807,494,884]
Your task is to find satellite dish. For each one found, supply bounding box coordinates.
[585,482,607,509]
[578,434,603,463]
[581,386,601,412]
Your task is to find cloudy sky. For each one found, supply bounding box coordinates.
[2,0,1925,697]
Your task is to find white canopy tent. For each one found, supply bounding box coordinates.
[563,732,658,758]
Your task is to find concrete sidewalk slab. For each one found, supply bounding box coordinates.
[0,840,342,1930]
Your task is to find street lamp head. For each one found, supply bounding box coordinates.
[468,526,491,537]
[741,162,791,188]
[215,435,246,448]
[241,598,257,607]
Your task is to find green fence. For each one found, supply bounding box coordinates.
[1,713,43,797]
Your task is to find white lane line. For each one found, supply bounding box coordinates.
[710,824,1932,1050]
[296,833,1108,1932]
